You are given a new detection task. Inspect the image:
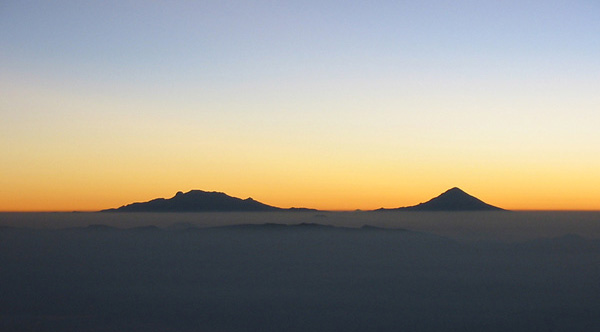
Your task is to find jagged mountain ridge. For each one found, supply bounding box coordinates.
[102,190,282,212]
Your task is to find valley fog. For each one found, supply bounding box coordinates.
[1,212,599,331]
[2,211,600,241]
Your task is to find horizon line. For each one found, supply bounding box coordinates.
[3,209,600,213]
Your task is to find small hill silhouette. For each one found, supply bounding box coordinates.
[102,190,282,212]
[377,187,504,211]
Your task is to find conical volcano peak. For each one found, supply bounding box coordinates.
[443,187,467,195]
[380,187,504,211]
[437,187,476,200]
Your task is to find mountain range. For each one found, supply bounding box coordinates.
[103,190,280,212]
[102,187,504,212]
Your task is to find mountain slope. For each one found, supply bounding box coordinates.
[378,187,504,211]
[102,190,281,212]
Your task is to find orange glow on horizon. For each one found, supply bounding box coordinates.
[2,1,599,213]
[2,182,599,212]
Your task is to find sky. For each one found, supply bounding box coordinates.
[1,0,599,211]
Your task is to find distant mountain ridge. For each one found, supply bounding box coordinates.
[102,187,504,212]
[102,190,285,212]
[376,187,504,211]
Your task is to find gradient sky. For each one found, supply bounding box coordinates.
[1,0,599,211]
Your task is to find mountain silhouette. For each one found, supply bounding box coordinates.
[377,187,504,211]
[102,190,283,212]
[102,188,502,212]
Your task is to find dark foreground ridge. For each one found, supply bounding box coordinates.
[377,187,504,211]
[102,190,295,212]
[210,223,408,232]
[55,222,408,233]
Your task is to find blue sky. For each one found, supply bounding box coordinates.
[1,1,599,210]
